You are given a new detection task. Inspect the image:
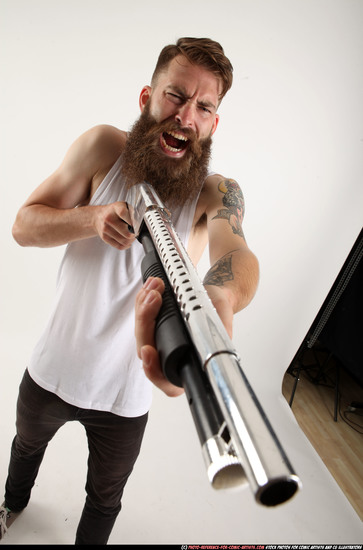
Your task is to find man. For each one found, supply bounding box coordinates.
[0,37,259,544]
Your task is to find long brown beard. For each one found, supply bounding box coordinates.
[121,102,212,207]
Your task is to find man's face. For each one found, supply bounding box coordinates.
[142,55,221,152]
[121,56,221,207]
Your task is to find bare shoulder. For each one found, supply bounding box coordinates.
[66,125,127,196]
[21,125,128,210]
[75,125,126,170]
[83,124,127,151]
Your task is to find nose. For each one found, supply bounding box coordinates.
[175,101,196,131]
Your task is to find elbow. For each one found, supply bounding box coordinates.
[12,221,27,247]
[250,252,260,298]
[236,252,260,311]
[247,253,260,302]
[12,212,32,247]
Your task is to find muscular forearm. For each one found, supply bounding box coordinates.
[12,204,101,248]
[203,248,259,320]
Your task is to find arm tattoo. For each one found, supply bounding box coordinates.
[212,179,245,239]
[203,253,234,287]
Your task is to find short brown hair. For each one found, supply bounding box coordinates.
[151,37,233,102]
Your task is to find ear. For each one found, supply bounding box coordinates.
[211,113,220,136]
[139,86,152,112]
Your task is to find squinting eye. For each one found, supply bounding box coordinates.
[199,106,212,116]
[166,93,183,104]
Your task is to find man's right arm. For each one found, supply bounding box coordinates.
[12,125,135,250]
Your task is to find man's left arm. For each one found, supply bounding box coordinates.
[202,176,259,337]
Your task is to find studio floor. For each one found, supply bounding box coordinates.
[282,351,363,521]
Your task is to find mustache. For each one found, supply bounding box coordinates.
[154,122,196,141]
[140,112,204,155]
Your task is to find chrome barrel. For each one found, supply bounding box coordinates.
[127,183,301,506]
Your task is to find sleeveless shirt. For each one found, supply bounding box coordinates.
[28,155,200,417]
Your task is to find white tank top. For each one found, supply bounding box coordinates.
[28,155,200,417]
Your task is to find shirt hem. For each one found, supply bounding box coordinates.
[27,367,151,418]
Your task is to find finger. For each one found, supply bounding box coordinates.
[102,232,135,250]
[102,222,136,248]
[107,219,135,240]
[135,277,184,397]
[101,203,134,238]
[141,345,184,397]
[114,202,134,230]
[135,277,165,356]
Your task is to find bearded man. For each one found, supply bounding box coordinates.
[1,37,259,545]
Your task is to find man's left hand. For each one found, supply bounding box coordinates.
[135,277,184,397]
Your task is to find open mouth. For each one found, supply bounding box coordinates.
[160,130,190,156]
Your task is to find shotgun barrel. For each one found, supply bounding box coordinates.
[127,183,301,506]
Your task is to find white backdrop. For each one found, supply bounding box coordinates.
[1,0,362,544]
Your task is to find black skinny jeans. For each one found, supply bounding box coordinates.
[4,369,148,544]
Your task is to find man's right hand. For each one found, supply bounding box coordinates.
[12,125,129,249]
[94,202,136,250]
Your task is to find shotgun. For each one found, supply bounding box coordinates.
[126,182,301,506]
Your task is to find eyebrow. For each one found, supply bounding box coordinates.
[166,85,217,112]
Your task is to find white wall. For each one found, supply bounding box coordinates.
[1,0,362,544]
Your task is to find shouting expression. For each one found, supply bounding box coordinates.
[122,56,221,207]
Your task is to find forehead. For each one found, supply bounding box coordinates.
[155,55,222,103]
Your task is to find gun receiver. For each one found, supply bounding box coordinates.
[126,183,301,506]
